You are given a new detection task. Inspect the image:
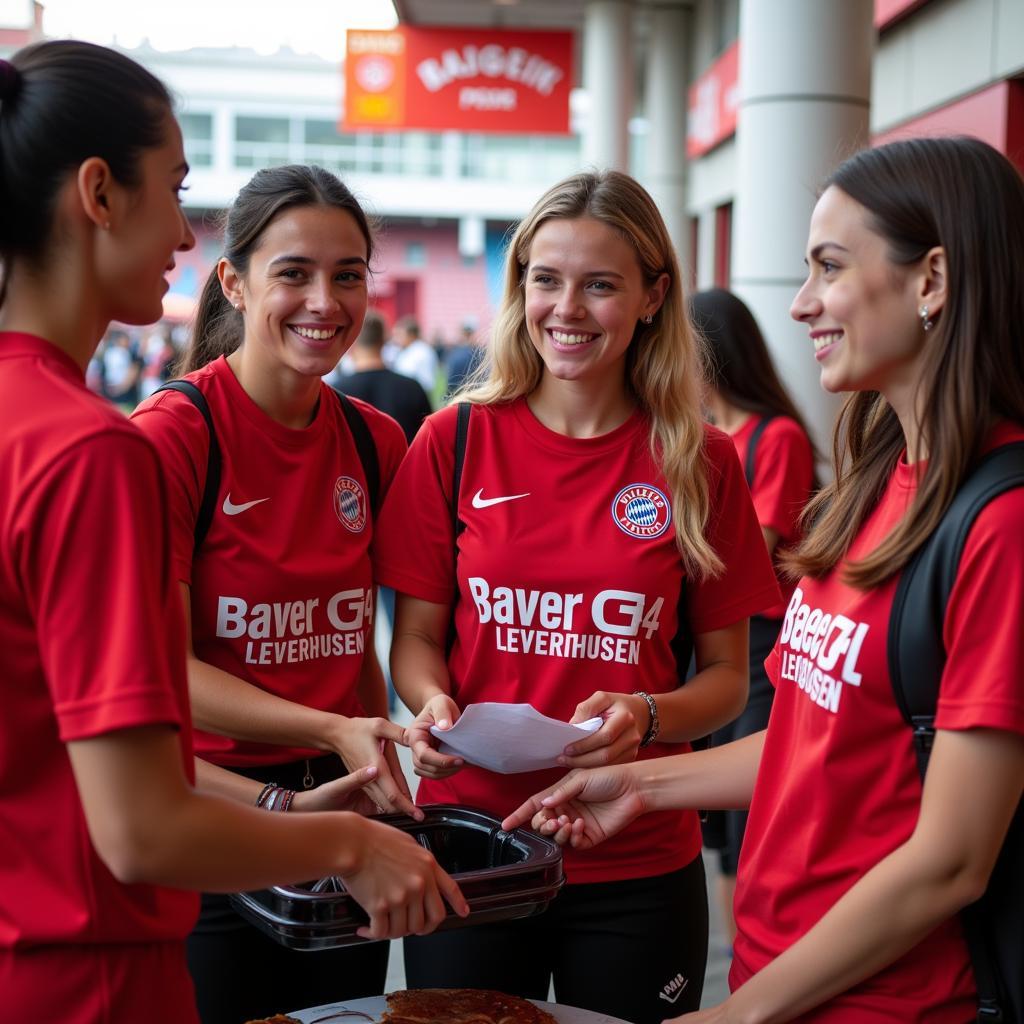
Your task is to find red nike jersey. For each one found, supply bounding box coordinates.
[133,356,406,766]
[734,422,1024,1021]
[0,333,198,1022]
[375,398,780,883]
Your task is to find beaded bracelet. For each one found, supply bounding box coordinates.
[633,690,660,747]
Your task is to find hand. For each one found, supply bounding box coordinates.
[328,715,422,820]
[558,690,649,768]
[404,693,465,780]
[290,764,380,816]
[344,817,470,941]
[500,765,646,850]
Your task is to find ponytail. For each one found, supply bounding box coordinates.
[179,265,243,373]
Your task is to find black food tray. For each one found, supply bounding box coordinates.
[230,805,564,951]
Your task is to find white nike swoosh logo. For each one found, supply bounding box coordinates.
[222,494,271,516]
[471,488,530,509]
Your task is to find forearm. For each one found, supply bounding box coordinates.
[193,756,261,803]
[653,661,748,743]
[641,730,764,813]
[390,630,452,715]
[356,651,390,720]
[725,836,977,1024]
[186,654,340,751]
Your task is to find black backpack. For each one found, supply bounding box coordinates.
[154,380,380,552]
[743,415,775,487]
[889,441,1024,1024]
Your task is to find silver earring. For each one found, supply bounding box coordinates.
[643,314,653,325]
[919,305,933,332]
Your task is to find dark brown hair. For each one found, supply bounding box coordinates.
[691,287,818,457]
[788,136,1024,588]
[0,41,171,301]
[181,164,373,373]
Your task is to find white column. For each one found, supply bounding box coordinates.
[582,0,633,171]
[731,0,874,460]
[645,3,690,266]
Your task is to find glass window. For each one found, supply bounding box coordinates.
[180,112,213,168]
[405,241,426,267]
[234,116,291,169]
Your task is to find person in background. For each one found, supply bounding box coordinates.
[0,42,465,1024]
[132,164,426,1024]
[690,287,817,949]
[102,326,143,409]
[390,315,439,395]
[374,170,780,1023]
[342,310,433,444]
[504,136,1024,1024]
[444,318,486,398]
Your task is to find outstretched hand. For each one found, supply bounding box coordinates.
[500,764,647,850]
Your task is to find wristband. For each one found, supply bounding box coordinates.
[633,690,660,747]
[255,782,278,808]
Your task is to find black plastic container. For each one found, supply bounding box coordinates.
[230,805,564,950]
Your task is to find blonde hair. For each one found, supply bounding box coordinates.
[458,170,722,578]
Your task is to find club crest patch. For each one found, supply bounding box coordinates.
[612,483,672,539]
[334,476,367,533]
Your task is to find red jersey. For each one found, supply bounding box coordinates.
[0,333,198,1021]
[730,415,815,618]
[132,356,406,766]
[733,422,1024,1022]
[375,399,780,884]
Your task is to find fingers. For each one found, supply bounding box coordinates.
[411,737,464,779]
[501,791,552,831]
[371,717,407,745]
[434,866,469,920]
[570,690,610,724]
[381,743,424,821]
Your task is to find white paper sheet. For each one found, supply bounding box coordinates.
[428,702,603,774]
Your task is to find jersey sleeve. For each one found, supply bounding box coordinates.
[373,406,458,605]
[131,391,209,585]
[688,427,783,634]
[11,430,187,742]
[936,487,1024,737]
[750,417,816,542]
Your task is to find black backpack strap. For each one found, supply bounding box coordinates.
[446,402,472,656]
[154,380,221,553]
[451,401,471,542]
[744,414,775,487]
[888,442,1024,771]
[888,441,1024,1023]
[332,388,381,519]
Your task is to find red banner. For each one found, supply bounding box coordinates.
[344,27,573,135]
[687,41,740,159]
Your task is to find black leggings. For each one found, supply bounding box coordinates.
[404,855,708,1024]
[186,754,389,1024]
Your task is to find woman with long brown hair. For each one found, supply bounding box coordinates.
[504,137,1024,1023]
[374,170,779,1022]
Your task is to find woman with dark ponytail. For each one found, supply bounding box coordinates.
[132,164,417,1022]
[0,41,463,1024]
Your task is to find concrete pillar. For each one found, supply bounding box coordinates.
[645,3,690,267]
[582,0,633,171]
[731,0,873,461]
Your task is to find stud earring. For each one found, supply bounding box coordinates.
[919,305,933,332]
[103,222,111,231]
[643,314,653,325]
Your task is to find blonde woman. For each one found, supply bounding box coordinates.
[374,171,779,1023]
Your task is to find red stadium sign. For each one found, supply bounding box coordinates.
[344,27,573,135]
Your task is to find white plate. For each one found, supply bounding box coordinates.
[291,994,630,1023]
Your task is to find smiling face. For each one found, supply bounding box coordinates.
[226,204,369,381]
[790,186,929,406]
[523,216,666,389]
[102,113,194,325]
